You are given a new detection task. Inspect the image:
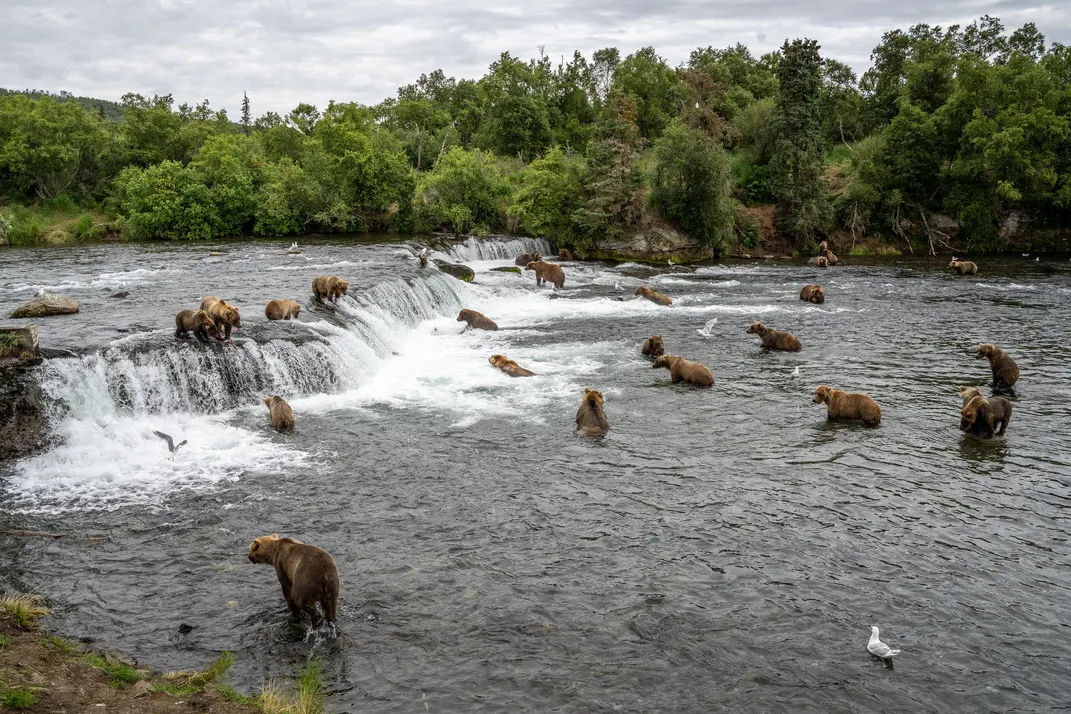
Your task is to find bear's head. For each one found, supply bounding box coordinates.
[248,534,281,563]
[811,286,824,302]
[959,386,983,405]
[747,321,766,335]
[583,388,603,406]
[489,354,507,368]
[524,261,540,271]
[635,286,653,297]
[334,280,349,297]
[818,241,828,252]
[960,396,985,431]
[813,385,833,404]
[645,335,664,352]
[457,309,474,323]
[263,396,280,408]
[289,302,301,317]
[220,304,241,328]
[815,256,829,267]
[948,260,961,269]
[976,343,997,360]
[198,311,218,334]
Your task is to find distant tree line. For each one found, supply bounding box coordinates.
[1,15,1069,253]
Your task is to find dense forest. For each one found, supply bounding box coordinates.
[1,15,1069,255]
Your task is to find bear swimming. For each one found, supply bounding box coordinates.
[948,260,978,275]
[515,252,542,267]
[641,335,665,358]
[174,309,218,342]
[263,395,295,431]
[200,296,242,340]
[265,299,302,321]
[457,309,498,331]
[747,322,802,351]
[525,260,566,289]
[976,343,1019,389]
[960,394,1012,438]
[799,285,825,304]
[635,286,672,306]
[575,389,609,436]
[652,354,714,387]
[248,534,340,630]
[489,354,535,377]
[813,385,881,425]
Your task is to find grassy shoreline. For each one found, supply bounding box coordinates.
[0,594,325,714]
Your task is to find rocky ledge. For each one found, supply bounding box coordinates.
[0,325,48,462]
[584,225,713,264]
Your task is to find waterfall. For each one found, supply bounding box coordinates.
[444,236,553,262]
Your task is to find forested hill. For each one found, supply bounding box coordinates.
[1,14,1070,253]
[0,88,124,121]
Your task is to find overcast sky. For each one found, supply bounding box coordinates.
[3,1,1068,116]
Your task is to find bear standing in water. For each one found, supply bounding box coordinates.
[747,322,802,351]
[575,389,609,436]
[813,385,881,425]
[457,309,498,331]
[263,396,295,431]
[174,309,218,342]
[976,343,1019,389]
[265,299,301,320]
[525,260,566,289]
[635,286,672,305]
[248,535,340,631]
[641,335,665,358]
[948,260,978,275]
[799,285,824,304]
[652,354,714,387]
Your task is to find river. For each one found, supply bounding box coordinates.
[1,236,1070,712]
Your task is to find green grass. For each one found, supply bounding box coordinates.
[849,244,902,256]
[0,685,38,709]
[83,652,141,688]
[160,651,235,695]
[217,684,259,707]
[825,143,855,166]
[0,594,50,629]
[0,635,7,650]
[259,660,325,714]
[0,333,17,352]
[41,634,78,655]
[0,199,115,245]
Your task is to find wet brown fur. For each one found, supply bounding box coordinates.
[948,260,978,275]
[174,309,218,342]
[818,241,839,265]
[265,299,302,320]
[559,248,574,260]
[635,286,672,305]
[977,343,1019,388]
[515,252,542,266]
[959,386,984,407]
[525,260,566,289]
[747,321,802,351]
[652,354,714,387]
[960,394,1012,438]
[263,395,295,431]
[312,275,348,302]
[248,534,339,628]
[814,256,830,268]
[576,389,609,436]
[200,296,242,340]
[457,309,498,331]
[489,354,535,377]
[800,285,825,304]
[641,335,665,357]
[813,385,881,425]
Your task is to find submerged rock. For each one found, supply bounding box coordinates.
[434,260,475,283]
[490,266,522,275]
[10,293,79,318]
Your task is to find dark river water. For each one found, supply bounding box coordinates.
[1,236,1070,713]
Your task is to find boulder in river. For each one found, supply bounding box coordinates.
[434,260,475,283]
[490,266,522,275]
[584,224,713,264]
[10,293,80,318]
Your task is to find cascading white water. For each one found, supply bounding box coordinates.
[444,236,552,262]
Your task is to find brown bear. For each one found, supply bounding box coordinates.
[818,241,839,265]
[312,275,348,302]
[457,309,498,331]
[200,296,242,340]
[799,285,825,304]
[174,309,218,342]
[559,248,574,260]
[515,252,542,267]
[960,394,1012,438]
[489,354,535,377]
[263,395,295,431]
[948,260,978,275]
[747,322,802,351]
[525,260,566,289]
[575,389,609,436]
[959,386,984,407]
[652,354,714,387]
[635,286,672,306]
[641,335,665,358]
[814,256,830,268]
[976,343,1019,389]
[248,534,340,630]
[813,385,881,425]
[265,299,302,321]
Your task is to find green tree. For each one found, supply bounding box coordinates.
[651,119,734,254]
[770,38,831,246]
[509,146,585,241]
[241,92,251,135]
[414,147,511,234]
[113,161,220,240]
[610,47,686,140]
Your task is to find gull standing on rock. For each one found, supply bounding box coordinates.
[867,626,901,661]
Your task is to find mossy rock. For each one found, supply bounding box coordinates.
[490,266,522,275]
[434,260,475,283]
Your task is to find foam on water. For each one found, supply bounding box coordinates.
[1,267,174,294]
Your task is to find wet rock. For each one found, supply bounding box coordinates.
[434,260,475,283]
[629,613,663,641]
[109,291,130,299]
[586,224,713,264]
[177,623,194,634]
[0,360,49,461]
[0,325,39,359]
[10,293,79,318]
[490,266,522,275]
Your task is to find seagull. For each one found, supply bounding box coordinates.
[418,247,429,268]
[696,317,718,337]
[867,626,900,660]
[792,366,800,378]
[153,430,187,458]
[1036,257,1040,262]
[1022,253,1030,257]
[287,242,301,255]
[614,281,622,291]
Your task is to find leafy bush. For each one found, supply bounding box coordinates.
[414,147,512,234]
[508,147,585,241]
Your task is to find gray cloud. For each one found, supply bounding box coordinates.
[1,0,1068,116]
